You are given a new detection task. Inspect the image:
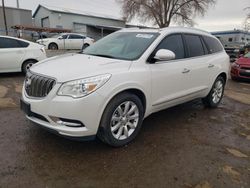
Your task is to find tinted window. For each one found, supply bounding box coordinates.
[0,38,23,48]
[61,35,68,39]
[156,34,185,59]
[184,35,204,57]
[200,38,209,55]
[18,40,29,47]
[69,34,84,39]
[203,36,223,54]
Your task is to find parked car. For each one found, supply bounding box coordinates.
[231,52,250,80]
[21,27,229,147]
[36,33,94,50]
[0,35,47,73]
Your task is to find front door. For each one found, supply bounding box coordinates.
[150,34,193,110]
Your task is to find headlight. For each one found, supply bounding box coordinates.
[57,74,111,98]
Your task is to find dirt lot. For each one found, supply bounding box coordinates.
[0,67,249,187]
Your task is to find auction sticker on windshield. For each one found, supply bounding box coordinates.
[136,34,154,39]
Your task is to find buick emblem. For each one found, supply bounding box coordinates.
[25,76,32,89]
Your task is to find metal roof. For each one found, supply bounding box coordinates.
[33,2,124,22]
[211,30,250,35]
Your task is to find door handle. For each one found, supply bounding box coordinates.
[182,68,190,74]
[208,64,215,68]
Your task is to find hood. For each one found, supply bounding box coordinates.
[30,53,132,82]
[36,38,54,42]
[236,57,250,66]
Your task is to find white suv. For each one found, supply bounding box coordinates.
[21,27,229,147]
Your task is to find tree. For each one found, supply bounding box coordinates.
[118,0,216,28]
[243,7,250,31]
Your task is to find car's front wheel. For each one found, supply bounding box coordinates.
[48,43,58,50]
[202,76,225,108]
[97,92,144,147]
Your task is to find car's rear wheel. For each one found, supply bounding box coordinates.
[202,76,225,108]
[97,92,144,147]
[22,60,37,74]
[48,43,58,50]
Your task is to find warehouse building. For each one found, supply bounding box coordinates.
[212,30,250,48]
[0,6,32,35]
[33,3,126,40]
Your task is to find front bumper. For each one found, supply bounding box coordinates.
[21,83,105,138]
[231,67,250,80]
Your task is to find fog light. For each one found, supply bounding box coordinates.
[50,116,84,127]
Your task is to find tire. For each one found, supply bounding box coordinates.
[202,76,225,108]
[97,92,144,147]
[22,60,37,74]
[48,43,58,50]
[82,43,89,50]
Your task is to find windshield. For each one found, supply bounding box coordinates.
[82,32,159,60]
[244,52,250,58]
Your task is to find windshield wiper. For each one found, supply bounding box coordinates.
[94,54,116,59]
[83,53,116,59]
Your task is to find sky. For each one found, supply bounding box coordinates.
[0,0,249,32]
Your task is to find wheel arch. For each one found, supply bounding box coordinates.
[48,42,58,49]
[22,59,38,68]
[102,87,147,117]
[217,72,227,83]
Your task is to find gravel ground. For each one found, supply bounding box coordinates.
[0,53,249,187]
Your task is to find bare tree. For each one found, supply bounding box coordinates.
[243,7,250,31]
[118,0,216,28]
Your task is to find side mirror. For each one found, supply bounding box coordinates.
[58,36,63,40]
[154,49,176,61]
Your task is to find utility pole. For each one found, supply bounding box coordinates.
[2,0,8,35]
[16,0,19,8]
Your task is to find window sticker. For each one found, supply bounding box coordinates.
[136,34,154,39]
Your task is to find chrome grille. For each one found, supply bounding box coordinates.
[25,72,56,98]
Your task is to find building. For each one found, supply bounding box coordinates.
[212,30,250,48]
[0,6,32,35]
[33,3,126,40]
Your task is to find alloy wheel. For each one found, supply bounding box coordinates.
[110,101,139,140]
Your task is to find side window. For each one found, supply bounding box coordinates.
[184,35,205,57]
[61,35,68,39]
[18,40,29,48]
[203,36,224,54]
[0,37,22,48]
[200,38,209,55]
[156,34,185,59]
[69,34,84,39]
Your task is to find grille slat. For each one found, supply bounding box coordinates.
[25,72,56,98]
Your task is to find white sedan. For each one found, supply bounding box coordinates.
[0,36,47,73]
[36,33,94,50]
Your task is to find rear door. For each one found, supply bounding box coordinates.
[68,34,84,49]
[0,37,27,72]
[182,34,210,95]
